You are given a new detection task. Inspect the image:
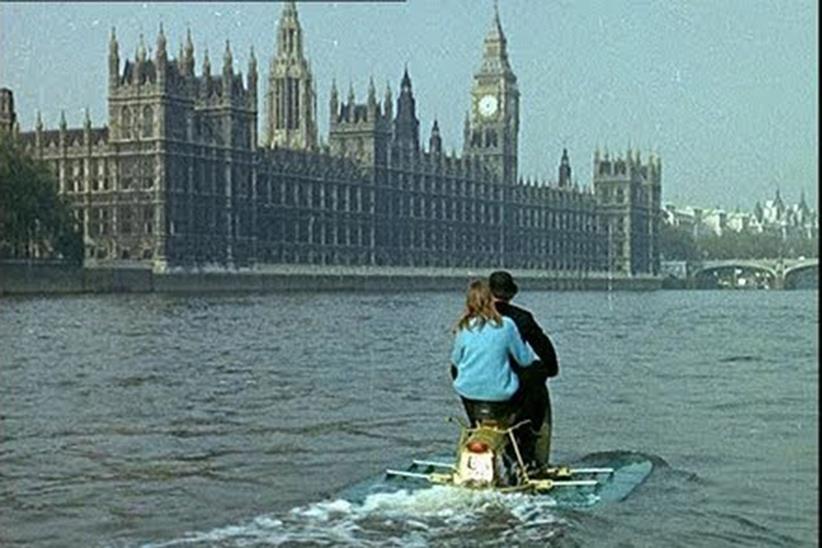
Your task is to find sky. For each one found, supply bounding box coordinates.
[0,0,818,211]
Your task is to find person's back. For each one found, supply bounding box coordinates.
[494,300,558,377]
[451,316,532,402]
[449,280,537,427]
[488,271,559,467]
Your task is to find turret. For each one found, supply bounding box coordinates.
[156,24,167,84]
[247,46,257,99]
[347,82,355,121]
[222,40,233,96]
[558,148,571,188]
[183,28,195,76]
[367,76,377,117]
[265,0,317,150]
[58,110,67,149]
[277,1,303,57]
[393,67,419,152]
[202,48,211,95]
[203,47,211,77]
[429,119,442,155]
[83,108,92,147]
[108,27,120,88]
[330,79,339,124]
[35,110,43,150]
[134,35,147,84]
[383,82,392,121]
[138,35,147,63]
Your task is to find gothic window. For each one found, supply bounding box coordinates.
[119,160,131,190]
[144,206,154,234]
[122,107,132,139]
[120,207,133,235]
[485,129,497,147]
[142,158,154,189]
[600,187,610,202]
[142,105,153,138]
[312,185,321,209]
[100,208,110,236]
[616,188,624,203]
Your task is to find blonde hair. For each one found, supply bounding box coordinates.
[454,279,503,333]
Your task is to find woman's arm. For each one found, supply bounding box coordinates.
[450,333,464,368]
[506,320,536,366]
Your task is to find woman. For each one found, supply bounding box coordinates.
[450,279,536,425]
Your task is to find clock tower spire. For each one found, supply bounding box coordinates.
[464,1,519,183]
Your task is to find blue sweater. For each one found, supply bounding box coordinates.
[450,316,537,401]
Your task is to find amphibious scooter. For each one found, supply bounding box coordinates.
[386,405,613,493]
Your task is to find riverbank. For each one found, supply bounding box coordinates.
[0,261,662,296]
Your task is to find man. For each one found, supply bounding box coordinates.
[489,270,559,467]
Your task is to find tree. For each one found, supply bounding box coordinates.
[695,229,813,260]
[0,134,83,263]
[659,223,699,261]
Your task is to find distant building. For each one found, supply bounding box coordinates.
[664,188,817,242]
[6,2,660,275]
[0,88,16,134]
[594,148,662,275]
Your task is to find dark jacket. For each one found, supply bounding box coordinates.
[495,301,559,378]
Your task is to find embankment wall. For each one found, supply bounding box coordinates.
[0,262,661,296]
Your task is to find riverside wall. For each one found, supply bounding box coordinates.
[0,261,662,297]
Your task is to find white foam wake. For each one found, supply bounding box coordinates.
[141,484,583,547]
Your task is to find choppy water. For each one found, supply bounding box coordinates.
[0,289,817,547]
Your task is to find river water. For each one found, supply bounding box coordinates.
[0,289,817,547]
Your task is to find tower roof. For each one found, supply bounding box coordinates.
[401,66,412,90]
[276,0,304,58]
[283,1,298,18]
[486,0,506,44]
[478,1,513,76]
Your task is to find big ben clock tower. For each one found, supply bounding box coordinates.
[464,2,519,184]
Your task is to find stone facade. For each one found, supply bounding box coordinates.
[7,2,660,276]
[593,149,662,275]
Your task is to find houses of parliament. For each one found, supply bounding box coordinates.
[0,2,661,276]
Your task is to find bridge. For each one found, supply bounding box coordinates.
[691,258,819,289]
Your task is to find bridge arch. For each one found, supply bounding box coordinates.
[692,263,778,289]
[784,260,819,289]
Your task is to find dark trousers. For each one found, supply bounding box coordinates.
[453,361,552,465]
[513,362,553,464]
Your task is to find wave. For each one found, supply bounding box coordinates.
[139,485,575,547]
[137,450,662,548]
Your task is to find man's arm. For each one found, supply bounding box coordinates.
[520,311,559,377]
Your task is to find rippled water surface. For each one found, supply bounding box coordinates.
[0,289,818,547]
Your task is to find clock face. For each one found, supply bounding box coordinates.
[479,94,498,118]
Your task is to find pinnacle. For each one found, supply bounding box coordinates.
[486,0,505,42]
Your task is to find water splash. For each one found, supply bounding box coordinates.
[142,485,582,547]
